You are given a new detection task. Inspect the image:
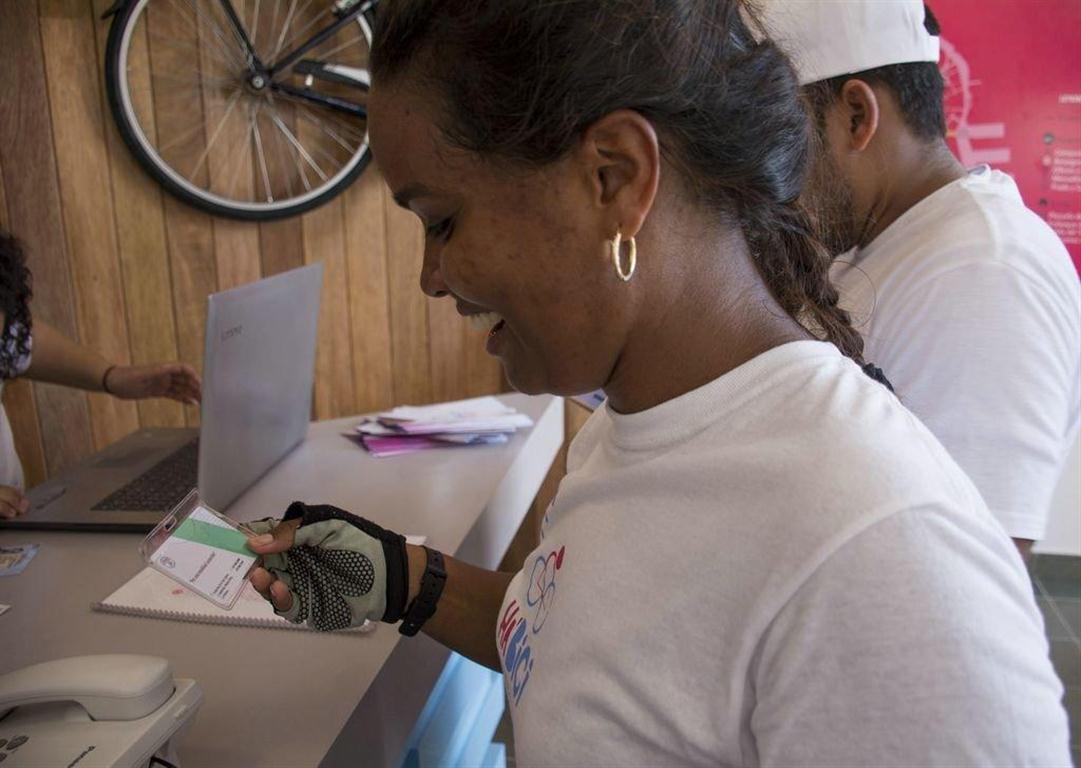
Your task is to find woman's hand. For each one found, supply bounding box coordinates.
[0,485,29,519]
[247,518,301,613]
[105,363,201,404]
[244,502,409,631]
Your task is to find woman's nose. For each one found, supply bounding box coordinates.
[420,243,449,298]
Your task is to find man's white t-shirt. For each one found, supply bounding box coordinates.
[832,166,1081,540]
[497,342,1068,767]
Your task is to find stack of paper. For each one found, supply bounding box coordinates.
[353,396,533,457]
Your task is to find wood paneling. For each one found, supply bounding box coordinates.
[40,0,140,450]
[147,0,218,427]
[0,155,48,489]
[1,0,504,487]
[92,0,186,430]
[385,197,431,405]
[0,0,95,477]
[344,169,393,413]
[303,195,355,418]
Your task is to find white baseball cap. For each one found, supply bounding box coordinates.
[754,0,941,86]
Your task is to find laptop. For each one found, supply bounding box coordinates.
[5,263,323,532]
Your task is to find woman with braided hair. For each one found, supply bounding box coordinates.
[246,1,1069,764]
[0,231,201,518]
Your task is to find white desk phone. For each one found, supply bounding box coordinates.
[0,655,201,767]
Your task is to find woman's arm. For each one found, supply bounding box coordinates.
[405,543,514,671]
[23,318,111,391]
[24,318,200,403]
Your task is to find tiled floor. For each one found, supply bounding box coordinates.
[493,555,1081,766]
[1031,554,1081,768]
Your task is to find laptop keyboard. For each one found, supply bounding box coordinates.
[91,439,199,512]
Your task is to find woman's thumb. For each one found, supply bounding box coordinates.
[247,518,299,554]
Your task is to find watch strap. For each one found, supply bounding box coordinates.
[399,546,447,636]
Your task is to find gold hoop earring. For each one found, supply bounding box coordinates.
[610,232,637,282]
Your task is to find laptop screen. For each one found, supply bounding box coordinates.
[198,263,323,511]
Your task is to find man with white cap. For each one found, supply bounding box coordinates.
[759,0,1081,557]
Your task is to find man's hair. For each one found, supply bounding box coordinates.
[804,5,946,141]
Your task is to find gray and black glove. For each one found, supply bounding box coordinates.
[247,501,409,631]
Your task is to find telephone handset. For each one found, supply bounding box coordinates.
[0,655,202,767]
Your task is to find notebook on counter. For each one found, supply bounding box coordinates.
[94,535,426,631]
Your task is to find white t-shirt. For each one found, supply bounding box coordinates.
[0,320,32,489]
[833,166,1081,540]
[497,341,1068,767]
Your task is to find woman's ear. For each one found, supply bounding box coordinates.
[838,79,880,153]
[577,109,660,238]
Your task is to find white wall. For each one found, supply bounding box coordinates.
[1035,434,1081,556]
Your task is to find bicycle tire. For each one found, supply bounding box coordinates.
[104,0,374,221]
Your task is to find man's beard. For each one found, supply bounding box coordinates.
[804,148,858,258]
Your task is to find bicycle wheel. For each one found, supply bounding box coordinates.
[105,0,375,221]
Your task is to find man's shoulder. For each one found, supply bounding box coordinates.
[854,172,1074,294]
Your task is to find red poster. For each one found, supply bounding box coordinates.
[935,0,1081,272]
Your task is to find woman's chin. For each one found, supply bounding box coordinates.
[503,370,547,396]
[503,362,605,399]
[500,357,551,396]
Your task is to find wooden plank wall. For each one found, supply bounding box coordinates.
[0,0,504,488]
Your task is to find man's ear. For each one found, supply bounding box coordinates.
[838,79,880,153]
[576,109,660,238]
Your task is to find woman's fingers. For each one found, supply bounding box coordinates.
[250,566,275,600]
[246,517,299,613]
[248,567,295,612]
[269,580,294,612]
[179,364,202,402]
[166,364,202,404]
[0,486,29,518]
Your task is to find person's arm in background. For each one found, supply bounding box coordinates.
[1,318,202,518]
[25,318,201,403]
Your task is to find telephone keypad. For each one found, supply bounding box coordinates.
[5,735,27,749]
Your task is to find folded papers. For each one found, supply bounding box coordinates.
[351,397,533,457]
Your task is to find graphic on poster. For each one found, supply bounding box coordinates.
[935,1,1081,272]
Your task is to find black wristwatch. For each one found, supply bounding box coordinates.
[399,546,447,636]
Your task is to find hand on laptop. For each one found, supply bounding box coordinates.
[0,485,29,519]
[105,363,202,405]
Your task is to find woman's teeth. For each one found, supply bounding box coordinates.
[468,311,504,333]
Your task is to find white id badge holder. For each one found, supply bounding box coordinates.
[141,489,257,610]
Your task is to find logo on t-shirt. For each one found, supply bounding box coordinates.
[527,544,564,632]
[499,544,566,707]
